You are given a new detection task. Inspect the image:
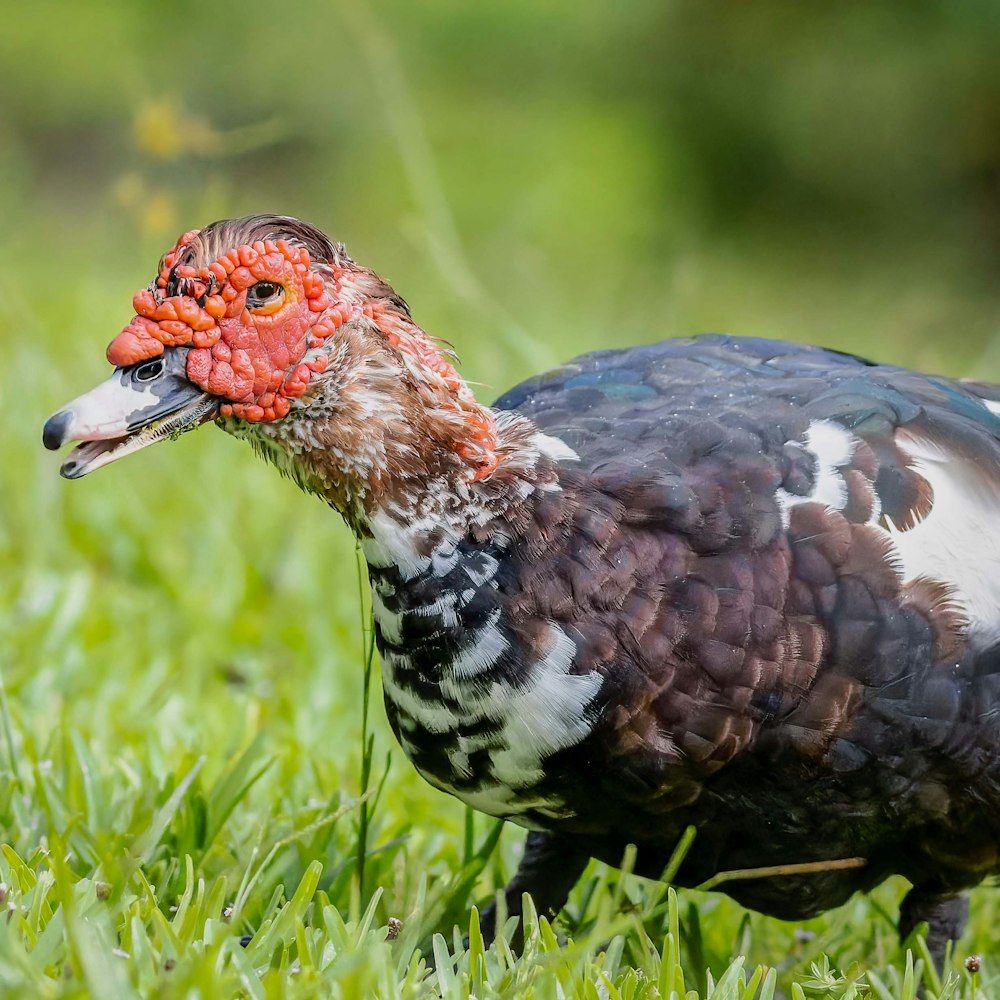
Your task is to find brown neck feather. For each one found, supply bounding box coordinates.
[229,297,541,535]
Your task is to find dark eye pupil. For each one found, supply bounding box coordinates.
[251,282,280,299]
[135,359,164,382]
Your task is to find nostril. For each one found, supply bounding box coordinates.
[42,411,73,451]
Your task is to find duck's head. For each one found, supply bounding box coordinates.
[43,215,500,508]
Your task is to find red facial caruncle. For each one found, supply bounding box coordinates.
[101,220,501,484]
[107,231,343,422]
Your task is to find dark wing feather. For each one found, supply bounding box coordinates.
[496,334,1000,471]
[494,335,1000,903]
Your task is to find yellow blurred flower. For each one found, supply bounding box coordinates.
[133,100,218,161]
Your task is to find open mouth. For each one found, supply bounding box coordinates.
[44,347,219,480]
[60,395,218,479]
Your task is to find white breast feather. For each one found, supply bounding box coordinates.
[487,623,602,790]
[366,427,599,820]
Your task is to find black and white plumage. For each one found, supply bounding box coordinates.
[43,217,1000,964]
[369,335,1000,959]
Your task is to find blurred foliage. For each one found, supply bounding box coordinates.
[4,0,1000,381]
[2,0,1000,995]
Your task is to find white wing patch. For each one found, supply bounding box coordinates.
[802,420,854,509]
[776,420,1000,647]
[776,419,866,526]
[883,434,1000,649]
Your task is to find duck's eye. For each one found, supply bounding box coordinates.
[246,281,286,314]
[248,281,282,302]
[134,359,164,383]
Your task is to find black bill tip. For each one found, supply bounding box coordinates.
[60,457,87,480]
[43,410,73,451]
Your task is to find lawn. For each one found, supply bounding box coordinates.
[3,2,1000,996]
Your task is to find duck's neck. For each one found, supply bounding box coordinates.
[223,312,573,543]
[224,322,594,818]
[358,415,576,577]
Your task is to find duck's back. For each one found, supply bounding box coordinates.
[490,334,1000,915]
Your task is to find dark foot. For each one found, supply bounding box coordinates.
[478,830,591,949]
[899,885,969,970]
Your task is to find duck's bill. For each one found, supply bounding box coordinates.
[42,348,218,480]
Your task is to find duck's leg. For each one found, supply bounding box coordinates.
[899,884,969,969]
[478,830,591,947]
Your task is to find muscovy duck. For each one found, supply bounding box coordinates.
[43,215,1000,963]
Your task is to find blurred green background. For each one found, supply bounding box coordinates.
[5,0,1000,384]
[2,0,1000,992]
